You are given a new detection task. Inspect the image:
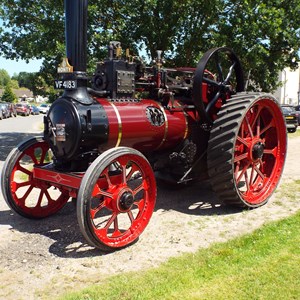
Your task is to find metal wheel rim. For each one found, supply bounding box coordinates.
[233,98,286,205]
[3,138,69,218]
[79,147,156,249]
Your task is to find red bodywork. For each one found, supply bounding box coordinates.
[97,98,191,151]
[32,97,196,200]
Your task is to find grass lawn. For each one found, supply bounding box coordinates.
[60,181,300,300]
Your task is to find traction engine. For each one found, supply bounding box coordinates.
[1,0,287,251]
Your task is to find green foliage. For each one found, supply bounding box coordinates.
[0,68,11,87]
[1,1,300,91]
[1,84,17,103]
[46,86,62,103]
[13,71,51,97]
[10,79,19,89]
[61,205,300,300]
[14,72,35,89]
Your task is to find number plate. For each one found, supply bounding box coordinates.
[54,80,77,90]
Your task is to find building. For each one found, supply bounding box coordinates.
[0,88,34,102]
[273,66,300,106]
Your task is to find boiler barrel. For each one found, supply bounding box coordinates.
[98,99,189,152]
[45,97,189,163]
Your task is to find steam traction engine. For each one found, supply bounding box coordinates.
[1,0,287,251]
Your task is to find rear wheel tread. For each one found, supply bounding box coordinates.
[207,93,287,208]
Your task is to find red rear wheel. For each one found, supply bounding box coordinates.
[77,147,156,251]
[208,93,287,207]
[1,137,70,218]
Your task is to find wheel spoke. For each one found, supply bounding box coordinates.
[134,198,145,212]
[90,200,105,219]
[251,106,262,137]
[17,165,32,176]
[104,212,118,230]
[100,190,114,198]
[132,182,145,196]
[113,216,119,232]
[39,148,47,164]
[234,152,248,163]
[249,163,255,187]
[254,164,265,180]
[14,180,32,189]
[24,147,38,164]
[236,162,251,184]
[44,189,54,204]
[206,90,221,112]
[203,77,220,87]
[19,185,34,203]
[264,147,278,157]
[122,164,127,184]
[93,182,113,199]
[215,52,224,81]
[260,119,275,135]
[128,210,134,224]
[245,115,254,139]
[103,169,113,188]
[234,161,240,175]
[244,167,250,192]
[35,190,44,208]
[256,114,261,137]
[236,136,250,147]
[224,61,236,84]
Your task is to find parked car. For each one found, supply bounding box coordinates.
[281,105,298,133]
[0,102,10,119]
[16,103,31,116]
[294,105,300,125]
[38,103,50,114]
[7,103,17,117]
[31,105,40,115]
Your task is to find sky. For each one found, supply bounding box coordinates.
[0,56,43,76]
[0,18,44,76]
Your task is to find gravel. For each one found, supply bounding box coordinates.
[0,116,299,300]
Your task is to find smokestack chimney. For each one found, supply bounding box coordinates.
[62,0,92,104]
[65,0,87,71]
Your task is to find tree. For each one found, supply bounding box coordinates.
[212,0,300,91]
[14,72,35,89]
[1,0,300,91]
[1,84,17,103]
[0,69,11,87]
[10,79,19,89]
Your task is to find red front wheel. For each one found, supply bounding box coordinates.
[208,93,287,207]
[77,147,157,251]
[1,137,70,218]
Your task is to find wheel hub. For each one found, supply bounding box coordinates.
[252,142,264,160]
[119,191,134,211]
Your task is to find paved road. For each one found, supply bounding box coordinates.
[0,114,44,161]
[0,114,44,207]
